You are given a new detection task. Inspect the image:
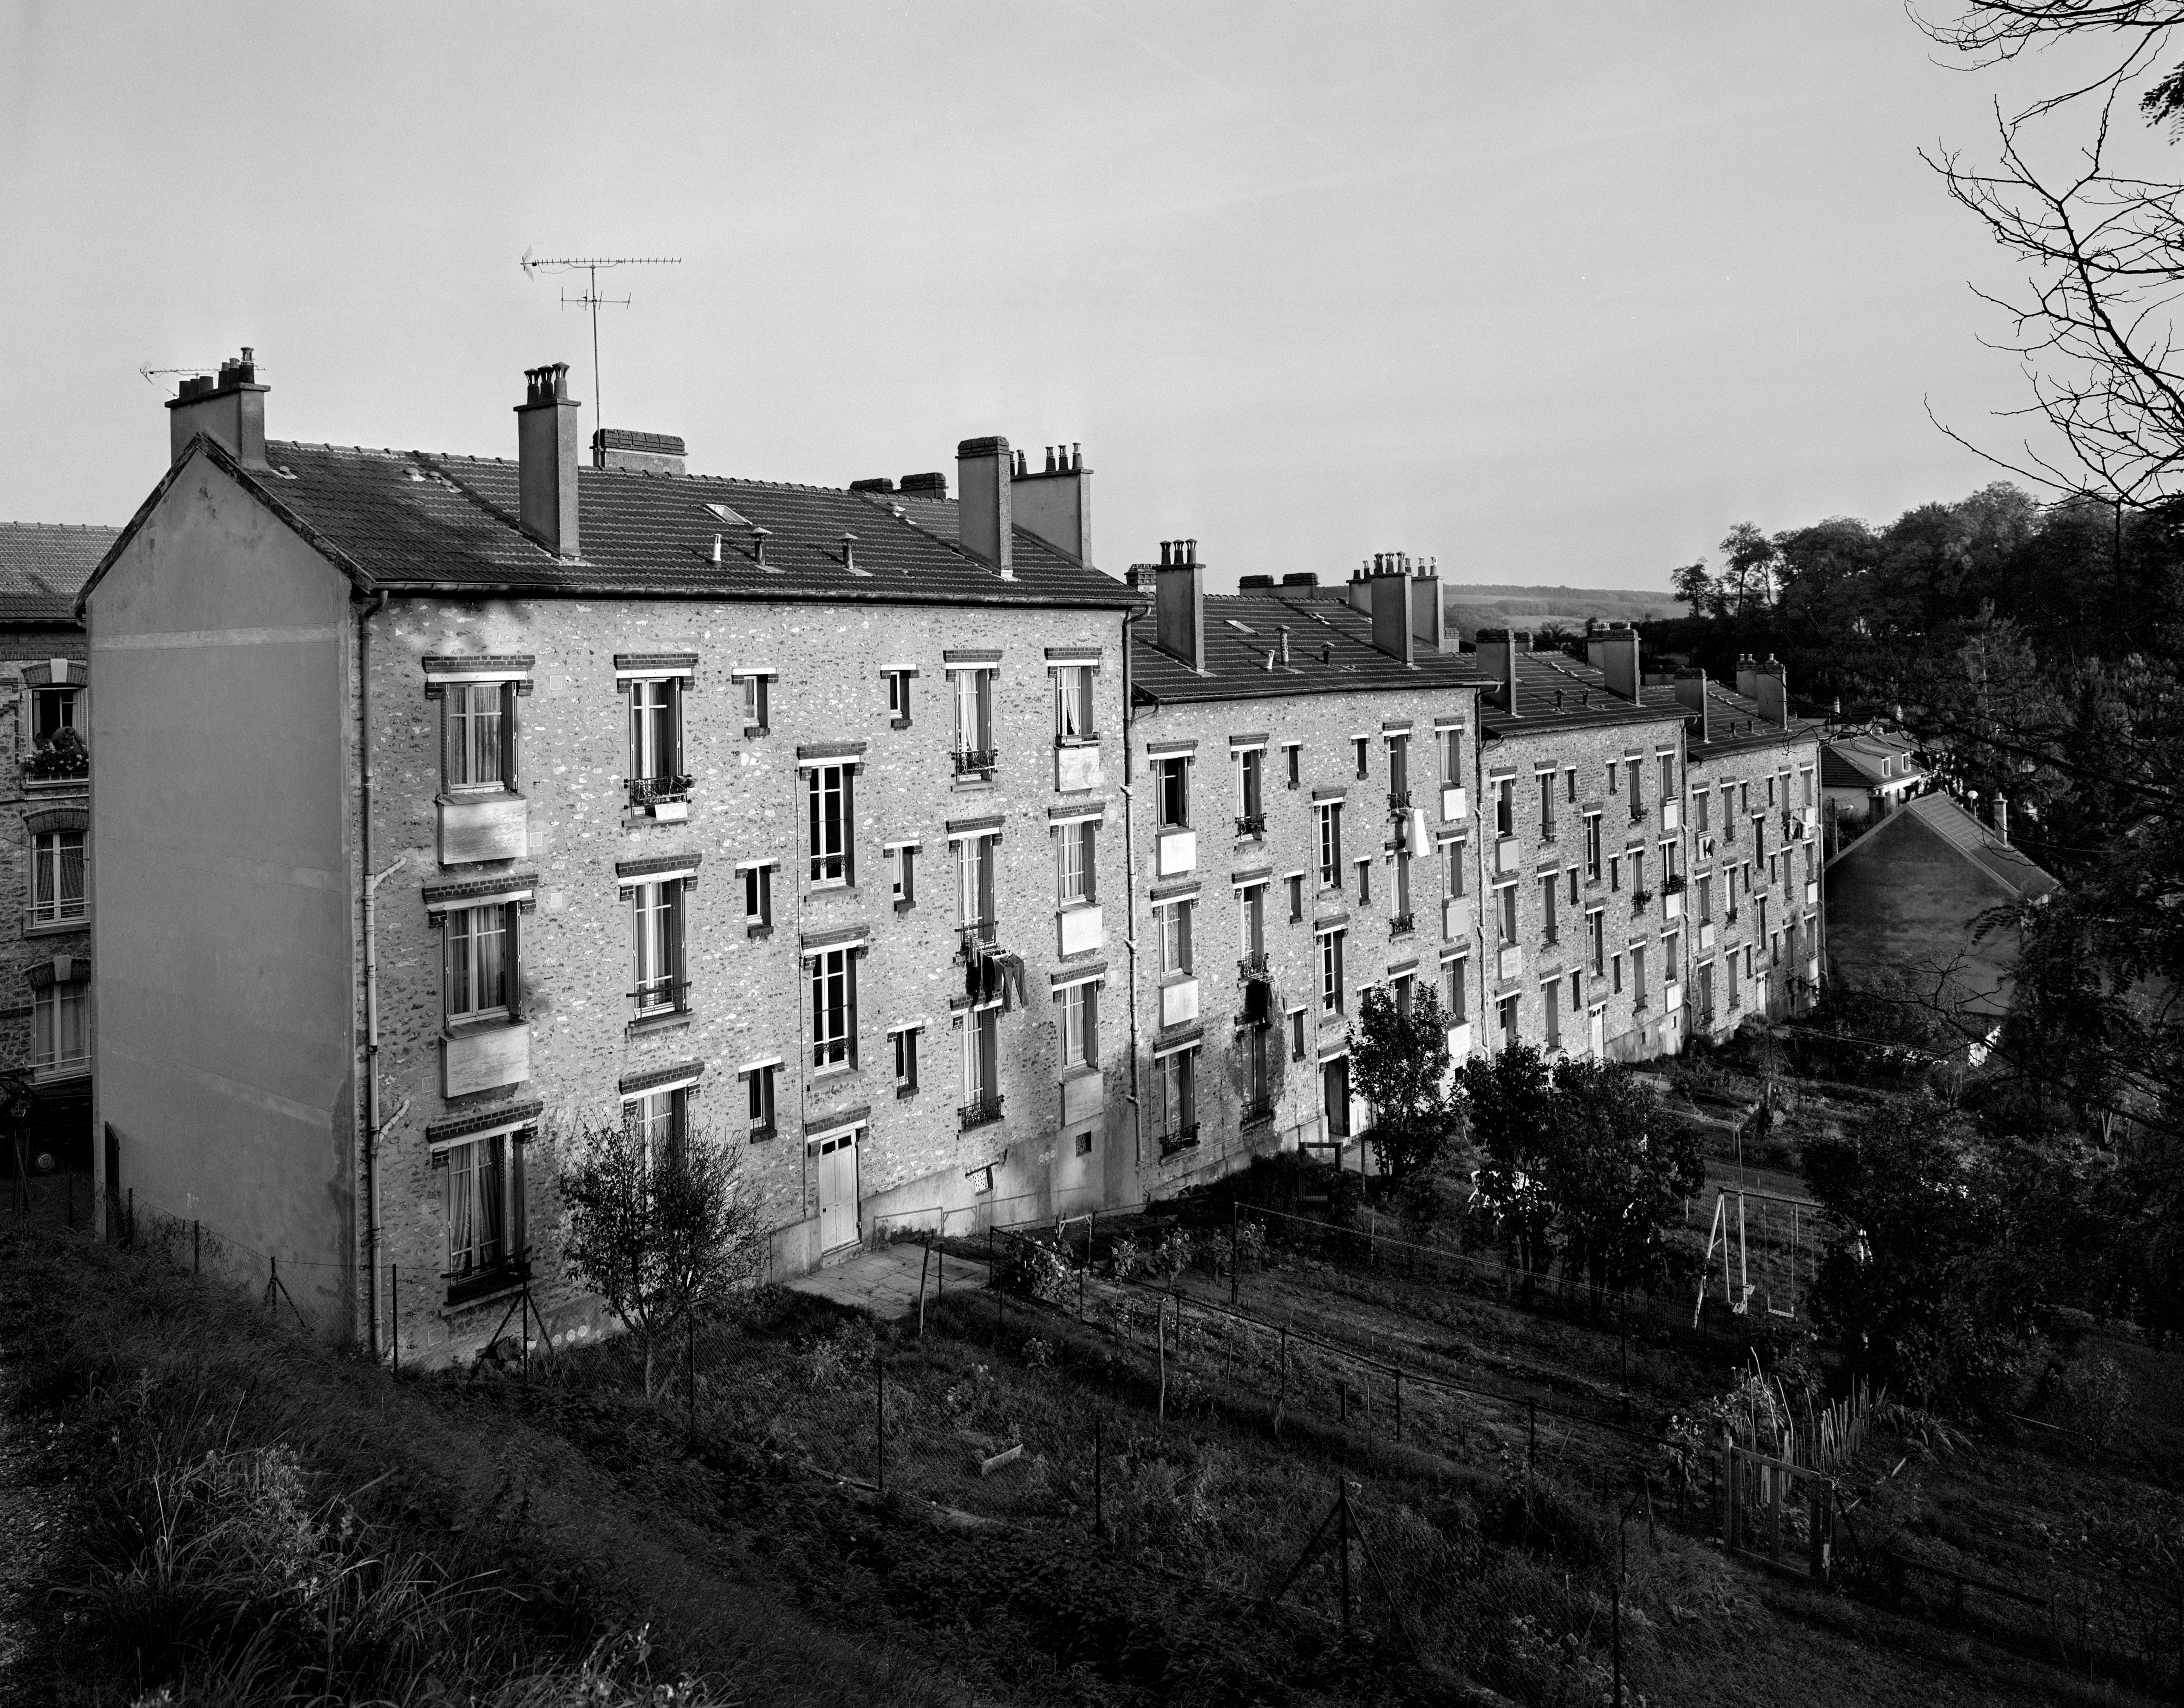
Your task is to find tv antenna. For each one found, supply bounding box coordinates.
[519,250,680,442]
[139,360,264,393]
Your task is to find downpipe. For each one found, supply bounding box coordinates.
[358,589,388,1361]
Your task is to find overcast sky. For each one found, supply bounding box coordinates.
[0,2,2110,591]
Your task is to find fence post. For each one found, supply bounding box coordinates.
[1338,1477,1353,1631]
[1158,1295,1168,1427]
[917,1240,931,1338]
[1230,1199,1240,1307]
[1277,1326,1288,1434]
[876,1352,886,1496]
[1094,1412,1104,1536]
[391,1265,399,1373]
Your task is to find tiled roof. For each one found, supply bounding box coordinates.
[1822,734,1921,790]
[0,523,116,625]
[1476,648,1685,737]
[90,438,1135,612]
[1128,590,1490,705]
[1899,792,2060,900]
[1638,678,1824,758]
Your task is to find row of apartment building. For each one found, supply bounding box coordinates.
[31,351,1821,1365]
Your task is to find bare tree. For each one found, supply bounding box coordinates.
[558,1118,768,1399]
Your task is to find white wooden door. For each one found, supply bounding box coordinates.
[815,1130,860,1253]
[1589,1005,1606,1060]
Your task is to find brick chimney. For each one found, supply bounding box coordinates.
[955,437,1013,579]
[1010,442,1091,562]
[515,364,582,558]
[1409,559,1447,653]
[899,472,948,499]
[1475,627,1520,714]
[1153,539,1205,672]
[1735,653,1759,699]
[1674,668,1710,743]
[592,428,685,476]
[1367,558,1413,665]
[1755,655,1789,726]
[166,349,268,469]
[1587,620,1640,702]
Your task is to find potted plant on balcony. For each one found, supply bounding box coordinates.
[1662,872,1686,896]
[1631,888,1653,914]
[26,727,86,782]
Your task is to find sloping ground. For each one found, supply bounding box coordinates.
[1441,585,1678,639]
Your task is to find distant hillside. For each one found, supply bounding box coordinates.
[1441,583,1677,639]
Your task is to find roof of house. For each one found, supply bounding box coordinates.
[1128,588,1490,706]
[1823,733,1923,790]
[1638,676,1825,761]
[1836,790,2060,901]
[85,436,1138,613]
[1474,647,1686,738]
[0,522,118,625]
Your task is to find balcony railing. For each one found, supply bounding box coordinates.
[1238,950,1270,980]
[631,974,690,1014]
[956,919,999,959]
[951,747,998,779]
[25,900,86,928]
[1387,788,1414,818]
[1388,911,1415,937]
[443,1247,532,1308]
[1234,812,1267,839]
[958,1093,1004,1131]
[1662,873,1686,896]
[1630,801,1649,823]
[1241,1100,1275,1128]
[1158,1122,1201,1158]
[627,773,694,811]
[25,732,87,782]
[1631,890,1653,916]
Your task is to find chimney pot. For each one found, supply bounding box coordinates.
[514,362,581,557]
[1278,624,1291,665]
[165,346,269,468]
[1153,548,1206,673]
[1586,621,1641,702]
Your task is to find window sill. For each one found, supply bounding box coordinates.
[746,921,774,939]
[443,1012,516,1041]
[952,776,997,793]
[743,725,770,738]
[31,1064,90,1086]
[893,898,915,914]
[627,1010,692,1038]
[441,1273,529,1317]
[812,1061,854,1080]
[749,1123,777,1142]
[22,775,88,793]
[895,1083,919,1101]
[1057,1061,1101,1086]
[1055,735,1101,749]
[437,786,522,805]
[24,915,88,937]
[890,717,911,731]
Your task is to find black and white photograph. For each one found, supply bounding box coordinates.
[2,4,2182,1704]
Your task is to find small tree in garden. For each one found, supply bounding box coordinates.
[1545,1057,1703,1305]
[1349,983,1459,1179]
[559,1120,767,1399]
[1457,1043,1560,1277]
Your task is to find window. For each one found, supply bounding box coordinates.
[962,1007,1001,1122]
[632,882,684,1014]
[957,834,996,931]
[888,843,918,912]
[1584,814,1602,881]
[1493,776,1515,838]
[1801,765,1814,806]
[1630,849,1646,895]
[1156,1046,1198,1144]
[31,686,77,749]
[1319,927,1346,1015]
[1744,944,1756,981]
[1570,971,1583,1016]
[1607,760,1618,795]
[28,829,85,926]
[806,764,854,885]
[1392,849,1412,926]
[1443,836,1467,899]
[1611,952,1623,994]
[1693,787,1710,833]
[735,671,771,736]
[1057,982,1099,1069]
[1539,873,1558,945]
[1054,665,1095,743]
[952,668,994,773]
[1539,771,1556,840]
[1697,874,1713,924]
[1352,737,1369,780]
[1157,756,1191,829]
[1157,898,1194,978]
[1662,838,1681,882]
[1543,978,1561,1050]
[1609,846,1622,891]
[1497,882,1518,945]
[1497,995,1519,1049]
[443,682,510,791]
[445,903,512,1023]
[1290,1006,1308,1061]
[1665,932,1680,984]
[885,669,914,727]
[1626,758,1643,816]
[1588,907,1605,976]
[1317,802,1343,887]
[1632,944,1648,1007]
[1392,970,1415,1017]
[1056,820,1096,905]
[1567,866,1579,906]
[1237,747,1265,834]
[624,1090,685,1166]
[1287,872,1305,921]
[1659,752,1675,807]
[1244,1023,1273,1119]
[1443,954,1468,1024]
[1441,726,1462,787]
[1239,883,1266,961]
[893,1025,921,1097]
[1284,742,1302,789]
[742,862,775,936]
[1355,856,1371,905]
[626,677,683,794]
[810,947,857,1070]
[1721,785,1735,839]
[1740,781,1751,815]
[1388,734,1409,801]
[744,1061,779,1138]
[32,979,86,1076]
[1566,768,1577,802]
[445,1135,512,1287]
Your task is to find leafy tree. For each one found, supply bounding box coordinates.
[1349,983,1457,1179]
[559,1120,767,1398]
[1456,1043,1560,1277]
[1543,1058,1703,1304]
[1671,560,1723,619]
[1719,522,1780,615]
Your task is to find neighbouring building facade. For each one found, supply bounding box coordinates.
[1825,789,2057,1028]
[1470,625,1695,1063]
[0,522,114,1178]
[85,353,1139,1363]
[1124,550,1483,1183]
[1647,652,1827,1039]
[1821,728,1927,853]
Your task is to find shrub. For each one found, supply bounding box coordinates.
[2053,1352,2132,1452]
[997,1233,1074,1304]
